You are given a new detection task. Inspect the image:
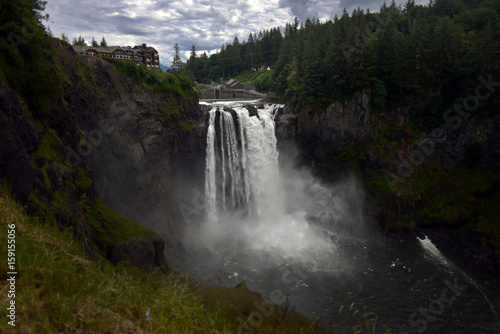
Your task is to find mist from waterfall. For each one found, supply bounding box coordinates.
[185,102,366,271]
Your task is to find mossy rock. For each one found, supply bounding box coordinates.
[83,197,169,272]
[83,197,158,248]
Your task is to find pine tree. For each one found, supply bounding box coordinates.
[187,45,197,78]
[100,37,107,46]
[430,16,464,80]
[60,33,69,43]
[72,35,86,46]
[172,43,182,72]
[190,45,196,60]
[403,0,415,13]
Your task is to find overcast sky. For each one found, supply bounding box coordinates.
[44,0,428,66]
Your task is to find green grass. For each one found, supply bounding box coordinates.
[234,70,257,84]
[0,186,228,333]
[112,59,196,98]
[34,129,64,162]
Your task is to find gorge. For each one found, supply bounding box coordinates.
[1,31,500,332]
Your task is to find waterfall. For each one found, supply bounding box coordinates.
[199,102,336,261]
[204,104,281,220]
[218,112,226,211]
[205,108,217,221]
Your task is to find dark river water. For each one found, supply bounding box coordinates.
[181,232,500,333]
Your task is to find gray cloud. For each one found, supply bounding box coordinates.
[278,0,319,21]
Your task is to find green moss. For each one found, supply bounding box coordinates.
[33,129,78,191]
[27,189,71,222]
[52,190,70,216]
[365,173,393,194]
[389,219,416,232]
[75,167,93,189]
[35,128,64,161]
[28,192,49,217]
[472,193,500,247]
[181,119,197,132]
[413,166,500,237]
[39,162,52,189]
[334,145,355,164]
[32,129,64,190]
[161,102,181,121]
[83,198,158,249]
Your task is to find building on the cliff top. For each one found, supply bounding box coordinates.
[72,43,160,69]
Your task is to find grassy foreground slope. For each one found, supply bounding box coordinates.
[0,185,229,333]
[0,185,327,333]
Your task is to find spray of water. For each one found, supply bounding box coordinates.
[185,102,366,272]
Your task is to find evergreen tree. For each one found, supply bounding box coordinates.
[403,0,416,13]
[243,33,255,69]
[100,37,107,46]
[186,45,198,79]
[190,45,196,60]
[61,33,69,43]
[172,43,182,72]
[72,35,86,46]
[430,16,464,83]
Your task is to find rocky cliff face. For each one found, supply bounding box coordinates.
[79,57,207,248]
[275,89,378,173]
[296,90,375,148]
[0,39,206,272]
[275,90,500,277]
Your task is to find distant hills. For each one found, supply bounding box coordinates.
[160,63,170,72]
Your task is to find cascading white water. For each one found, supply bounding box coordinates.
[205,108,217,221]
[204,104,283,219]
[201,103,335,261]
[234,108,250,204]
[418,235,451,267]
